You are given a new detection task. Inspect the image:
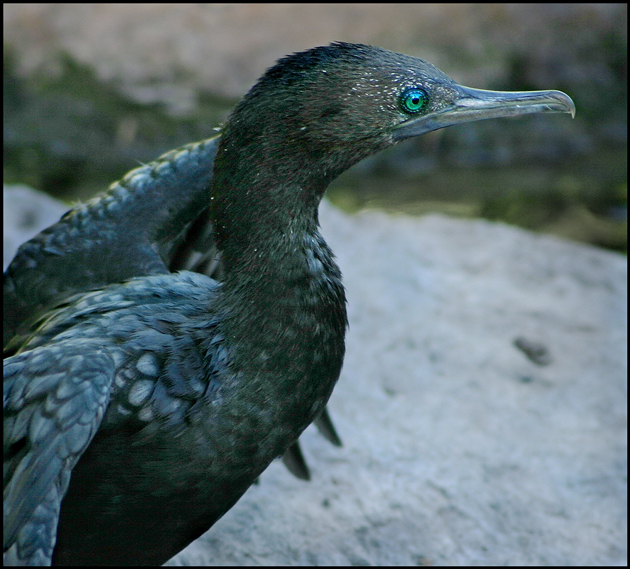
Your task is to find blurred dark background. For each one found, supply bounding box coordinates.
[3,4,627,251]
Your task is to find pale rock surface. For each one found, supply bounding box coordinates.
[3,187,627,565]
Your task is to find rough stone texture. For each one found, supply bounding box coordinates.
[4,186,626,565]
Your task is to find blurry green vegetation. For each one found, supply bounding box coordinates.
[3,49,234,200]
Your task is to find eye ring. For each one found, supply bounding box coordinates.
[400,88,429,114]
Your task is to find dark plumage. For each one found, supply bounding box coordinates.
[3,42,574,566]
[3,134,340,482]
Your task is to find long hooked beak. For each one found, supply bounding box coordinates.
[394,85,575,141]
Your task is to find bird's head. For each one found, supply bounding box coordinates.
[216,42,574,189]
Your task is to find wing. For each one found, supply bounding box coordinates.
[3,342,114,565]
[4,137,219,346]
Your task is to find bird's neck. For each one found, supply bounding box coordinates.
[210,131,335,276]
[210,153,347,393]
[212,171,343,309]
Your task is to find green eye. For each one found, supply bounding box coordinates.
[400,88,428,114]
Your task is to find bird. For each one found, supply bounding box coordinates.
[3,134,341,483]
[3,42,575,566]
